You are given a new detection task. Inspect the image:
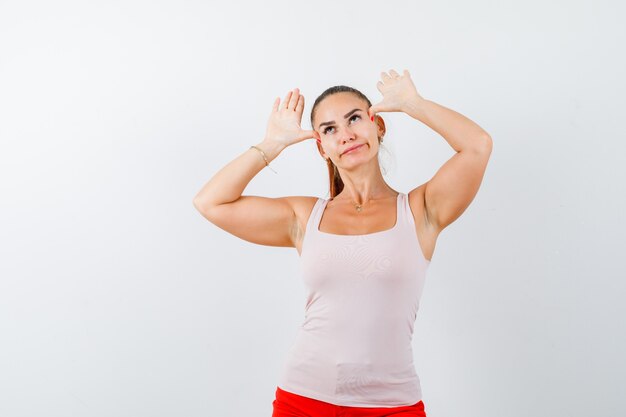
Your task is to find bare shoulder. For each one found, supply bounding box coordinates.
[285,196,319,222]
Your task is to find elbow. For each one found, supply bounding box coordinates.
[192,196,205,212]
[479,134,493,153]
[466,135,492,156]
[193,197,218,219]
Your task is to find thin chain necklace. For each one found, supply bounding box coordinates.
[335,193,397,212]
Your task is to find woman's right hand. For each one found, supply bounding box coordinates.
[263,88,318,147]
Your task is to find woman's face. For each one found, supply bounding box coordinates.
[314,93,383,166]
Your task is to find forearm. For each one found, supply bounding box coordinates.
[405,99,492,152]
[192,139,286,212]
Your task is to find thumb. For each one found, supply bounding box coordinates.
[368,103,382,119]
[300,129,317,141]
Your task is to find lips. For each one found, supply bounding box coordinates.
[342,144,364,155]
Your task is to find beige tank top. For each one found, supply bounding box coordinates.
[277,192,431,407]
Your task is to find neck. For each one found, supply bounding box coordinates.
[334,186,397,206]
[333,160,396,205]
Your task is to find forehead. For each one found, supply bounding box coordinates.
[317,92,366,114]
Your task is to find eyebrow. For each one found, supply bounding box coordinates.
[318,108,363,130]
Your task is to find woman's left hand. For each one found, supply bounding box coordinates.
[368,69,425,118]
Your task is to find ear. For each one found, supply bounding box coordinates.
[375,116,386,138]
[313,131,326,159]
[315,137,327,159]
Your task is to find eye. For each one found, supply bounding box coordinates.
[322,114,361,135]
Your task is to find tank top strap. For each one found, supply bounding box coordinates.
[399,192,417,230]
[305,197,326,236]
[307,193,412,236]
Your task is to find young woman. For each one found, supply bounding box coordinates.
[193,69,493,417]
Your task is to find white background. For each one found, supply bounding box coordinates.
[1,1,624,416]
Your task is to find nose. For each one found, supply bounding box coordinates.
[338,125,356,143]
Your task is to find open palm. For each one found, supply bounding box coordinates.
[368,69,424,118]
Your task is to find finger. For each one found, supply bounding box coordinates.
[368,105,379,119]
[381,71,392,81]
[288,88,300,110]
[282,90,293,109]
[403,69,411,77]
[389,69,400,78]
[302,130,317,140]
[295,94,305,116]
[272,97,280,112]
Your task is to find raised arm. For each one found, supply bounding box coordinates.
[366,69,493,232]
[406,98,493,231]
[192,88,316,247]
[192,139,297,246]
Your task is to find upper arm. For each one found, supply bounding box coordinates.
[423,137,493,230]
[194,195,299,248]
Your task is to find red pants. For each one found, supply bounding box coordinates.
[272,386,427,417]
